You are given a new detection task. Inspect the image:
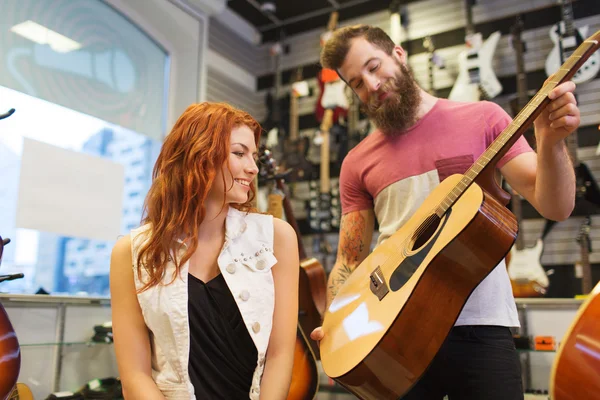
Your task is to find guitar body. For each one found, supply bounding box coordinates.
[0,304,20,400]
[320,175,517,399]
[315,72,348,123]
[298,258,327,359]
[287,328,319,400]
[508,239,549,297]
[574,162,600,213]
[550,282,600,400]
[7,383,33,400]
[449,31,503,102]
[546,22,600,84]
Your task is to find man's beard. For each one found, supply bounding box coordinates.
[361,62,421,136]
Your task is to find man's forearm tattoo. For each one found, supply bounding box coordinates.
[328,212,366,301]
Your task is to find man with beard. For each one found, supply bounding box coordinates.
[310,25,579,400]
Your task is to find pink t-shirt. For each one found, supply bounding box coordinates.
[340,98,533,326]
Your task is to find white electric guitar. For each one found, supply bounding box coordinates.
[545,0,600,84]
[449,0,502,102]
[507,189,550,298]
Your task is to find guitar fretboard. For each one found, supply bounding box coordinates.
[436,32,600,217]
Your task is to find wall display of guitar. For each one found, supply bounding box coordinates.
[307,109,340,233]
[315,12,348,124]
[282,68,313,183]
[449,0,502,102]
[507,189,549,298]
[318,31,600,400]
[0,236,21,400]
[575,216,593,295]
[545,0,600,84]
[550,280,600,400]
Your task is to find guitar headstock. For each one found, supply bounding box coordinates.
[258,145,279,181]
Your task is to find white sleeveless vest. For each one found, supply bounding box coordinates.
[130,207,277,399]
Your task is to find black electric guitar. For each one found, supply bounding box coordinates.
[576,216,593,295]
[509,15,535,147]
[307,109,340,233]
[545,0,600,84]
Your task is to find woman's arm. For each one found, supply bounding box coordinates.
[110,235,165,400]
[260,218,300,399]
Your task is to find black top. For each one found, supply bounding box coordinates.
[188,273,258,399]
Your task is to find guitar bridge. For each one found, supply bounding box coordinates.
[369,266,389,301]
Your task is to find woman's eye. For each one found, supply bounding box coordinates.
[233,152,244,157]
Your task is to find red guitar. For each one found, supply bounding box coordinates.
[315,11,348,124]
[0,236,21,400]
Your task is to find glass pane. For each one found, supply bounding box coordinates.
[0,86,161,296]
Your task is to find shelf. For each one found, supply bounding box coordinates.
[20,341,112,347]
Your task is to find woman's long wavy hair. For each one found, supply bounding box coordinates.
[136,102,261,292]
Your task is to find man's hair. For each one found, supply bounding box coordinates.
[320,24,396,71]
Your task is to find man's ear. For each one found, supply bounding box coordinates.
[392,45,407,64]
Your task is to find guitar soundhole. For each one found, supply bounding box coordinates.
[411,215,442,251]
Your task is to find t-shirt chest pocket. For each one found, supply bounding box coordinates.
[435,154,474,182]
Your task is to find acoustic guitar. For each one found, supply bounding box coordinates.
[319,30,600,399]
[259,150,321,400]
[550,281,600,400]
[6,383,33,400]
[0,235,21,400]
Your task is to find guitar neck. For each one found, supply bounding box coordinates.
[512,19,529,108]
[437,32,600,215]
[320,110,333,194]
[290,94,299,141]
[580,235,593,294]
[275,179,308,260]
[464,0,476,36]
[561,0,576,38]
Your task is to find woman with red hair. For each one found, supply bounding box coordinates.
[110,102,299,399]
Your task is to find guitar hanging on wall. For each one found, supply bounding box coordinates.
[259,149,320,400]
[449,0,502,102]
[422,36,445,96]
[575,216,593,296]
[545,0,600,84]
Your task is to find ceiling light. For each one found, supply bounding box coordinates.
[10,20,82,53]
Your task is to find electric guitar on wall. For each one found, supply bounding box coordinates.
[507,189,549,297]
[545,0,600,84]
[7,383,33,400]
[575,216,593,295]
[449,0,502,102]
[423,36,445,96]
[315,12,348,124]
[308,109,340,233]
[318,31,600,399]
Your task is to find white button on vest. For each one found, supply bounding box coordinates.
[256,259,266,270]
[226,263,236,274]
[239,290,250,301]
[252,322,261,333]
